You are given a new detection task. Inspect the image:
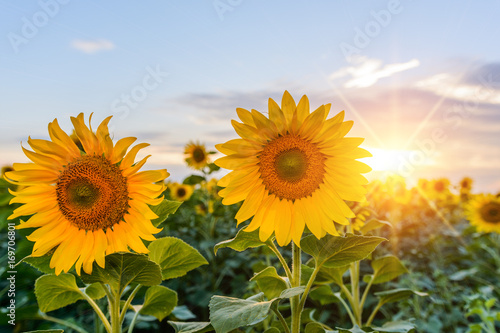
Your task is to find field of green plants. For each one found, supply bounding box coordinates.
[1,154,499,333]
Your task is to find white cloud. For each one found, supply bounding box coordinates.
[71,39,115,54]
[415,73,500,105]
[330,57,420,88]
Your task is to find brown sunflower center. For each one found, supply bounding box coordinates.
[177,187,186,198]
[480,202,500,223]
[434,181,445,192]
[259,134,325,200]
[192,147,206,163]
[56,155,129,231]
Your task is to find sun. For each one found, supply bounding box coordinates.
[360,147,422,173]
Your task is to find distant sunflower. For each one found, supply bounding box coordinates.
[184,141,210,170]
[169,182,194,201]
[215,91,371,246]
[430,178,450,200]
[459,177,473,201]
[5,114,168,275]
[465,194,500,233]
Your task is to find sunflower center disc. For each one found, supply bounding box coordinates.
[481,203,500,223]
[434,181,445,192]
[275,149,308,182]
[192,148,206,163]
[259,134,325,201]
[177,188,186,198]
[56,155,129,231]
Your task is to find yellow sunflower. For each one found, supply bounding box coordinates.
[184,141,210,170]
[168,182,194,201]
[5,114,168,275]
[215,91,371,246]
[465,194,500,233]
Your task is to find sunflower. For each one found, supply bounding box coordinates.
[215,91,371,246]
[459,177,473,201]
[184,141,210,170]
[465,194,500,233]
[5,114,169,275]
[168,182,194,201]
[429,178,450,200]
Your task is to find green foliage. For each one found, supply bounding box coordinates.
[140,285,178,321]
[34,274,85,312]
[168,321,213,333]
[250,266,288,299]
[80,252,162,294]
[369,255,408,284]
[148,236,208,280]
[301,234,386,268]
[214,226,267,255]
[151,199,183,227]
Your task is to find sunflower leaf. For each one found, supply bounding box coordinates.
[375,288,428,306]
[139,285,178,321]
[250,266,288,299]
[214,226,267,255]
[80,253,162,294]
[301,234,386,269]
[370,255,408,284]
[360,219,392,234]
[209,295,274,333]
[151,199,182,227]
[84,283,106,299]
[35,273,84,312]
[183,175,206,185]
[304,322,336,332]
[18,253,55,274]
[168,321,213,333]
[148,237,208,280]
[315,265,349,286]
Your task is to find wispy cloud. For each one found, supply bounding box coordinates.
[330,57,420,88]
[71,39,115,54]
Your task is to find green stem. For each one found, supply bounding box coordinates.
[290,242,302,333]
[128,308,141,333]
[111,289,122,333]
[336,293,357,325]
[339,283,358,326]
[267,240,293,286]
[272,307,291,333]
[297,265,320,317]
[40,313,90,333]
[78,289,111,333]
[120,284,142,324]
[366,301,383,326]
[359,275,374,319]
[350,261,361,325]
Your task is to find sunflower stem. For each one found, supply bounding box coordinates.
[290,242,302,333]
[111,289,122,333]
[266,239,293,286]
[78,289,111,333]
[120,284,142,325]
[40,313,90,333]
[128,307,141,333]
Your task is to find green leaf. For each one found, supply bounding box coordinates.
[19,254,55,274]
[264,328,281,333]
[305,322,336,332]
[84,283,106,299]
[140,285,178,321]
[371,320,416,332]
[171,306,196,320]
[168,321,213,333]
[310,285,336,305]
[301,234,385,268]
[183,175,206,185]
[301,264,315,285]
[148,237,208,280]
[315,265,349,286]
[449,267,478,281]
[375,288,428,306]
[207,163,221,173]
[279,286,306,299]
[209,295,275,333]
[80,253,162,294]
[151,199,182,227]
[214,226,267,255]
[360,219,392,234]
[250,266,288,299]
[370,255,408,284]
[35,274,83,312]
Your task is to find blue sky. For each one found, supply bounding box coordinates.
[1,0,499,192]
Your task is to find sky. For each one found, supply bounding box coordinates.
[1,0,499,193]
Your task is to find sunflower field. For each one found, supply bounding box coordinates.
[0,92,499,333]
